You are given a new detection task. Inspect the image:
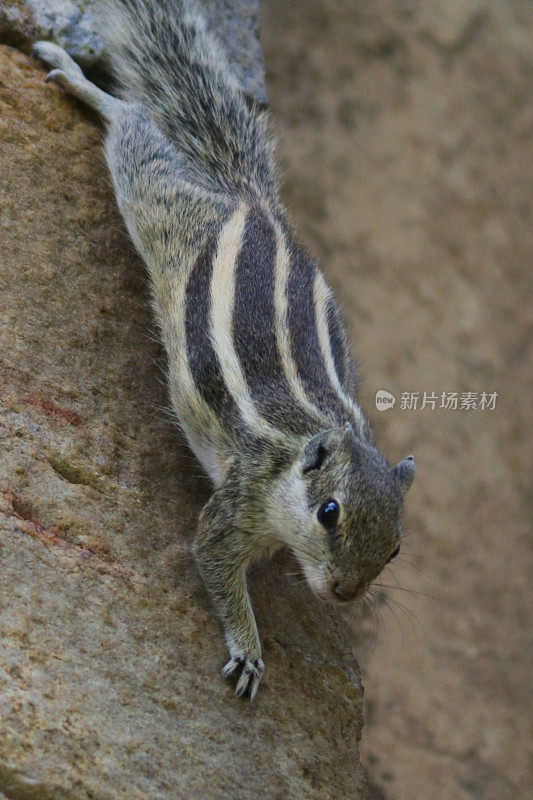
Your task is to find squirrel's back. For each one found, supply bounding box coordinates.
[102,1,364,447]
[32,2,415,700]
[103,0,277,201]
[184,199,362,441]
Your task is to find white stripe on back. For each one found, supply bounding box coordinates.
[313,270,364,431]
[210,202,285,441]
[149,252,227,484]
[272,222,334,427]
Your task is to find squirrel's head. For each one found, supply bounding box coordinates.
[266,422,415,603]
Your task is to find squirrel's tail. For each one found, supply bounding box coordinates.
[102,0,277,199]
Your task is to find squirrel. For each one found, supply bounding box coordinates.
[32,0,415,701]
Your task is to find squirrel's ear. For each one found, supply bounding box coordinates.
[392,455,415,494]
[300,423,355,473]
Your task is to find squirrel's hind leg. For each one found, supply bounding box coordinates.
[32,42,122,121]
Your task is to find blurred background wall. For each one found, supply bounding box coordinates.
[262,2,531,798]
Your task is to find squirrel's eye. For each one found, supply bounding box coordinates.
[387,545,401,563]
[317,499,340,533]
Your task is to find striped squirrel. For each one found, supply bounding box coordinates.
[32,0,415,701]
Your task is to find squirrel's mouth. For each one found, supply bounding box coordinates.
[322,580,368,604]
[311,586,358,605]
[331,590,357,604]
[300,564,365,604]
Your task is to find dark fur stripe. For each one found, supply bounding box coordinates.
[287,245,347,423]
[185,225,240,428]
[232,207,318,435]
[326,294,358,399]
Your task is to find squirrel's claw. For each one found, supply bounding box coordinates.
[222,654,264,701]
[32,41,84,76]
[33,43,83,96]
[44,69,69,87]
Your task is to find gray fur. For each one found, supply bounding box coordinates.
[31,0,415,701]
[102,0,277,200]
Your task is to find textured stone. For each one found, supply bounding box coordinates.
[0,45,364,800]
[0,0,103,66]
[0,0,267,102]
[202,0,267,104]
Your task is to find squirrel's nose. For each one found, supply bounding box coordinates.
[332,578,365,602]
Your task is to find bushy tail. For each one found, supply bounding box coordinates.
[102,0,277,199]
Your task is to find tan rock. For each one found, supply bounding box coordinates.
[0,45,365,800]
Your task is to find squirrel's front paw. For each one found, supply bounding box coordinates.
[32,42,84,76]
[222,652,264,701]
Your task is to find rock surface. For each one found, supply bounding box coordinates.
[0,0,103,66]
[0,45,363,799]
[0,0,266,102]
